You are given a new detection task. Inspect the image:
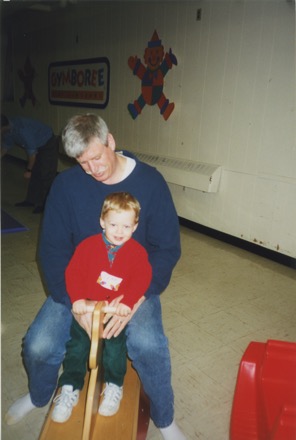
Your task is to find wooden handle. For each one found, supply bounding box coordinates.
[102,306,117,313]
[85,304,117,313]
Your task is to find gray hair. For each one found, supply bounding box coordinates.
[62,114,109,158]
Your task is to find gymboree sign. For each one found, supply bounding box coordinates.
[48,57,110,108]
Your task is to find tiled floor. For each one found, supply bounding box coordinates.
[1,156,296,440]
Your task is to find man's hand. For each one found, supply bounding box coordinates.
[23,170,32,179]
[103,295,145,339]
[72,300,98,338]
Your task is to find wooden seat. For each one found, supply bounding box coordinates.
[39,302,150,440]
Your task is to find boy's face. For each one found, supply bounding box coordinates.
[100,209,138,246]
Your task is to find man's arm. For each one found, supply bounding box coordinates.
[24,153,36,178]
[38,175,75,309]
[143,174,181,297]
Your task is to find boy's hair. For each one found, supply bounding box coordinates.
[101,192,141,223]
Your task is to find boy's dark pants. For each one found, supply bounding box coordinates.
[58,318,127,390]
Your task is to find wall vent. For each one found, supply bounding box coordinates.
[133,152,222,193]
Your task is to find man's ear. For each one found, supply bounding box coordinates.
[107,133,116,151]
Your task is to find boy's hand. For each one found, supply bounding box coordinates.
[72,299,87,314]
[72,299,97,314]
[116,303,132,317]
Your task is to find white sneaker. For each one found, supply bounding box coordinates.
[98,383,123,416]
[51,385,79,423]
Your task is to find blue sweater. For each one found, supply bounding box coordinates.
[38,151,181,309]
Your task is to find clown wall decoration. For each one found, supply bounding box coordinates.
[128,30,177,121]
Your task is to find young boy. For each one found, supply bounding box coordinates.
[51,192,152,423]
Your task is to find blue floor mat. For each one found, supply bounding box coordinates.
[1,209,28,234]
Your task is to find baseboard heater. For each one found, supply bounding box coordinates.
[133,151,222,192]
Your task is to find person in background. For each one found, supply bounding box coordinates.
[5,113,186,440]
[52,191,152,423]
[1,114,59,213]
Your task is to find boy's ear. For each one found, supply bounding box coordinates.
[132,222,138,233]
[100,218,105,229]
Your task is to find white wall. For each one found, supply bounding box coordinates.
[1,0,295,257]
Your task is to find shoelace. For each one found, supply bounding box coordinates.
[53,390,77,408]
[101,384,122,405]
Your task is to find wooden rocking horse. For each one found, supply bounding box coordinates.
[39,302,150,439]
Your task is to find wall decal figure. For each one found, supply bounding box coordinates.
[18,56,36,107]
[128,30,177,121]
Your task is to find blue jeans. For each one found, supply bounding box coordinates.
[22,295,174,428]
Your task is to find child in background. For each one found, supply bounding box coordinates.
[51,192,152,423]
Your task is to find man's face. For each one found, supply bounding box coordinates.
[76,136,116,183]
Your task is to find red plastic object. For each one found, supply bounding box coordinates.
[230,340,296,440]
